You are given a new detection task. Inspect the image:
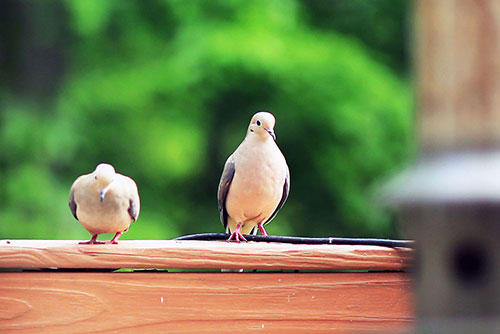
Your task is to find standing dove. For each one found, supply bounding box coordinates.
[218,111,290,242]
[69,163,140,244]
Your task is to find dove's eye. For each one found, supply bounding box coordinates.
[256,120,262,126]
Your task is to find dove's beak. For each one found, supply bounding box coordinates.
[99,188,107,202]
[266,128,276,140]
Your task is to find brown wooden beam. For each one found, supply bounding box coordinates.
[0,272,413,333]
[0,239,412,271]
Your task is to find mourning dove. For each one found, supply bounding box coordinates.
[218,111,290,242]
[69,163,140,244]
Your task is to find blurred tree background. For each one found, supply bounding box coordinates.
[0,0,413,240]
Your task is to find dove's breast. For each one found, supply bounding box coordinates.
[75,180,133,235]
[226,140,287,224]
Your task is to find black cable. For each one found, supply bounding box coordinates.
[174,233,414,248]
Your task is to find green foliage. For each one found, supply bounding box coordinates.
[300,0,411,74]
[0,0,413,240]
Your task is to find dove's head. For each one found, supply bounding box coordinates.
[93,163,116,202]
[248,111,276,140]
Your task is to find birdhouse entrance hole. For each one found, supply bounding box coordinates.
[451,241,490,287]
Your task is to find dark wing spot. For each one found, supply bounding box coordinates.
[69,191,78,221]
[128,199,139,222]
[217,158,235,230]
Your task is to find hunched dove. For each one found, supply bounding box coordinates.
[69,163,140,244]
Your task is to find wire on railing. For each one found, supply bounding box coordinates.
[174,233,414,248]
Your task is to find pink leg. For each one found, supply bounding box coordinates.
[257,223,268,236]
[79,234,105,245]
[108,232,123,244]
[227,223,247,242]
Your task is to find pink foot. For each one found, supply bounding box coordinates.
[227,223,247,242]
[257,223,268,236]
[107,232,123,244]
[79,235,105,244]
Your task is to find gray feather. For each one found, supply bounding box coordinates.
[217,156,235,230]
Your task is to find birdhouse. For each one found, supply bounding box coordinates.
[386,152,500,333]
[385,1,500,332]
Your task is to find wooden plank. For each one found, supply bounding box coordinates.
[0,239,412,271]
[0,272,413,333]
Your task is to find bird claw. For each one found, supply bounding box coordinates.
[227,231,247,242]
[79,240,105,245]
[79,235,105,244]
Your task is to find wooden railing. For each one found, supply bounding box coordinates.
[0,239,414,333]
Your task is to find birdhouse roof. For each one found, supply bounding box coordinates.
[382,151,500,205]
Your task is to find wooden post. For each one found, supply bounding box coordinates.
[386,0,500,332]
[416,0,500,151]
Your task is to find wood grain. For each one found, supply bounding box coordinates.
[416,0,500,151]
[0,272,413,333]
[0,239,412,271]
